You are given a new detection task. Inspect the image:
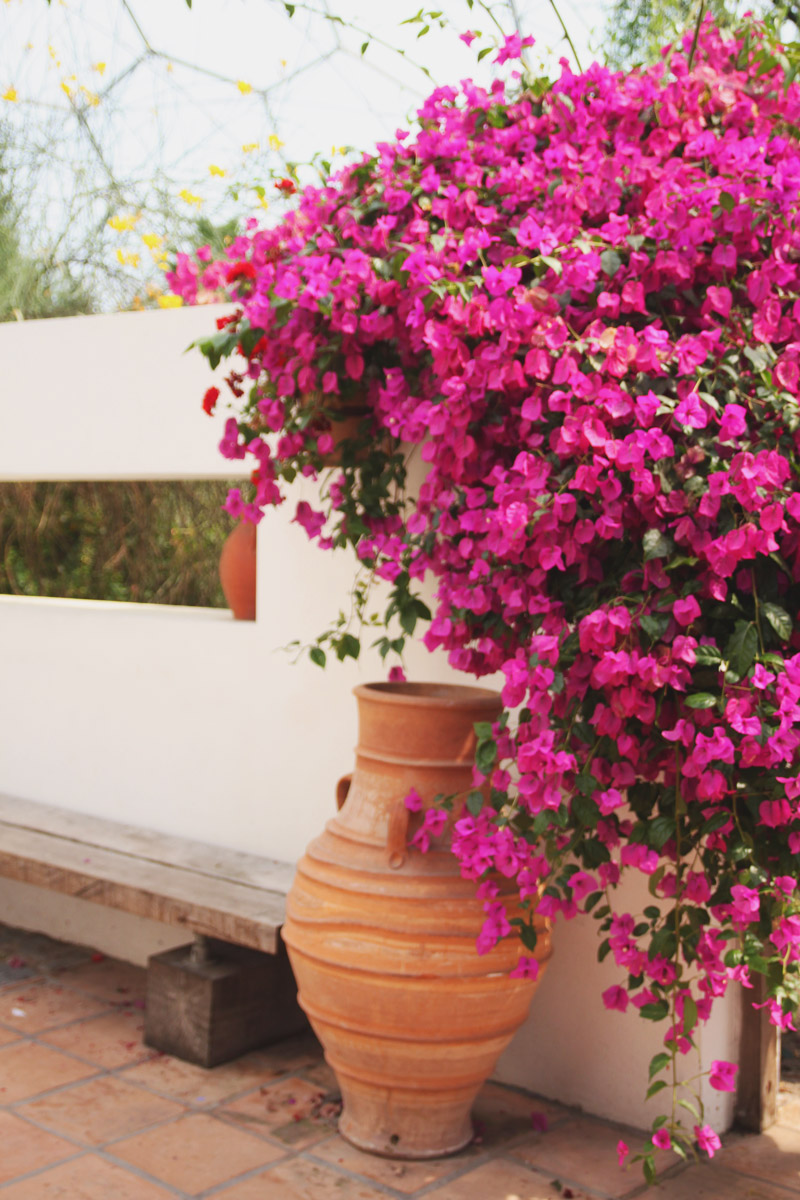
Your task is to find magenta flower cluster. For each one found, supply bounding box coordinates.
[173,19,800,1169]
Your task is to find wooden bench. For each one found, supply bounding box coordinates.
[0,793,306,1065]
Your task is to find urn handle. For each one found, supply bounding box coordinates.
[387,798,409,870]
[335,774,352,811]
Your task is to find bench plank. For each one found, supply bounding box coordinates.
[0,801,290,953]
[0,795,295,894]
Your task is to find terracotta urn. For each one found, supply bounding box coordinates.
[282,681,551,1160]
[218,521,256,620]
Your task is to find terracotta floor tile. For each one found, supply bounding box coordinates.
[0,1022,21,1046]
[20,1075,185,1144]
[41,1009,155,1069]
[0,1110,78,1183]
[0,1154,176,1199]
[713,1124,800,1191]
[473,1081,570,1148]
[113,1111,286,1194]
[53,958,146,1005]
[509,1115,640,1196]
[220,1075,340,1148]
[633,1162,796,1199]
[120,1041,311,1106]
[423,1159,591,1199]
[312,1133,473,1193]
[0,980,109,1032]
[0,1041,96,1102]
[213,1156,394,1199]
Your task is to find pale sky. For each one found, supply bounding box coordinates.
[0,0,610,298]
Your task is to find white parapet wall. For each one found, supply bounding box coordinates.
[0,307,740,1131]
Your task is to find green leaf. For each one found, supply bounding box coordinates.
[640,1000,669,1021]
[719,191,736,212]
[726,620,758,678]
[646,1079,668,1099]
[465,789,484,817]
[649,815,674,850]
[541,254,562,276]
[643,528,672,561]
[600,249,622,277]
[682,995,698,1034]
[475,740,497,776]
[477,45,492,61]
[336,633,361,661]
[360,40,368,55]
[640,612,669,640]
[649,1052,670,1079]
[678,1097,700,1120]
[643,1155,656,1186]
[763,602,793,643]
[518,922,539,952]
[474,722,495,740]
[309,646,326,668]
[694,643,722,665]
[703,811,730,834]
[685,693,718,709]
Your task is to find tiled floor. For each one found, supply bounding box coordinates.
[0,925,798,1198]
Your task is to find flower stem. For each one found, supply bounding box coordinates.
[547,0,583,73]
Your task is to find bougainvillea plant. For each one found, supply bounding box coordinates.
[170,17,800,1181]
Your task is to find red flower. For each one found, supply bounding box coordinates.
[225,261,256,284]
[216,312,238,330]
[274,177,296,195]
[202,387,220,416]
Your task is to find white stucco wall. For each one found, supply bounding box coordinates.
[0,307,741,1132]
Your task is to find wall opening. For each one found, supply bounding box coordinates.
[0,480,242,607]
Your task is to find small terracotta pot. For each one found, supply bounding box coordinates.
[218,521,256,620]
[283,681,551,1160]
[301,392,370,466]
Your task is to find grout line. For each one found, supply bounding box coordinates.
[0,1151,87,1191]
[197,1151,412,1200]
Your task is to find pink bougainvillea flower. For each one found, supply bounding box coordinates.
[673,595,701,627]
[694,1124,721,1158]
[602,985,629,1012]
[511,956,540,980]
[617,1140,629,1167]
[709,1060,738,1091]
[404,788,423,813]
[652,1128,672,1150]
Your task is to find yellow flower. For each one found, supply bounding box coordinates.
[258,197,270,210]
[141,232,163,250]
[236,79,252,94]
[108,213,140,232]
[280,58,287,69]
[93,61,106,75]
[60,80,73,97]
[80,86,100,107]
[178,189,203,206]
[130,295,144,311]
[158,295,183,308]
[242,142,259,154]
[208,164,226,177]
[268,134,284,151]
[2,86,17,103]
[115,249,140,268]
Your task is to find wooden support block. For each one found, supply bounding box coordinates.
[735,975,779,1132]
[144,935,308,1067]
